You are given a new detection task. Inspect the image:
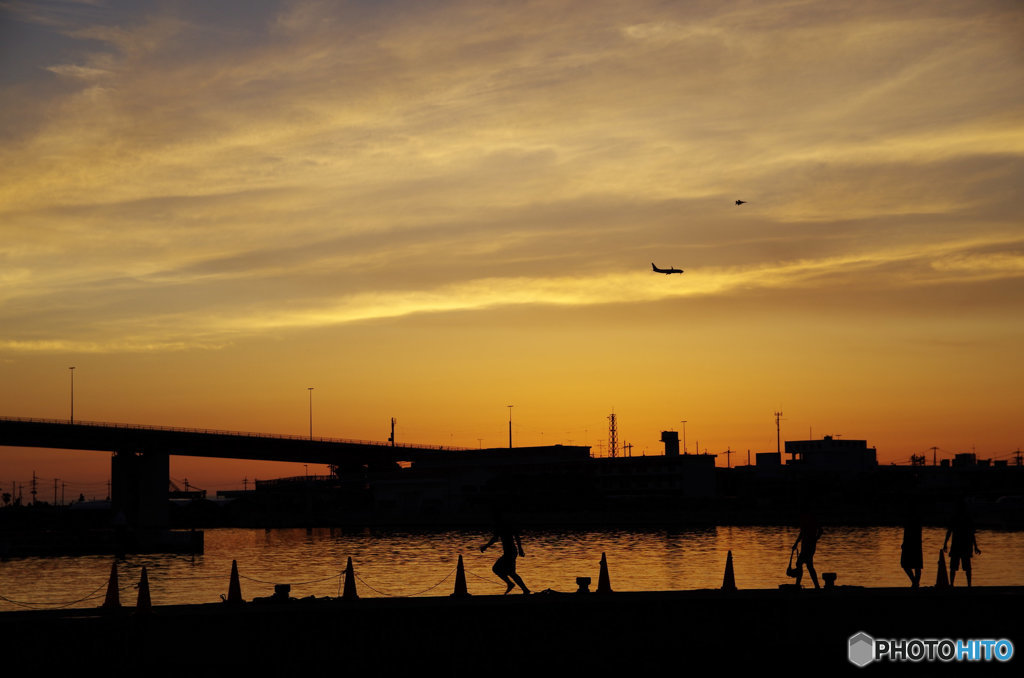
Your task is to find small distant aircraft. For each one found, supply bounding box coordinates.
[651,263,684,275]
[735,199,747,205]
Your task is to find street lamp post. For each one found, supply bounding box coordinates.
[69,367,75,424]
[307,387,314,440]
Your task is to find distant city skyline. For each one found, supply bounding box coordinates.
[2,0,1022,491]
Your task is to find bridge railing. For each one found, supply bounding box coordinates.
[0,416,470,451]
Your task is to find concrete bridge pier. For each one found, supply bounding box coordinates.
[111,450,169,528]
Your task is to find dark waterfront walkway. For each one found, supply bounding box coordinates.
[2,587,1018,675]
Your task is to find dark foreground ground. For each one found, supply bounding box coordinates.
[2,586,1018,676]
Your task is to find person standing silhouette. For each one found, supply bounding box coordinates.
[481,514,530,595]
[792,511,823,589]
[901,505,923,587]
[944,500,981,587]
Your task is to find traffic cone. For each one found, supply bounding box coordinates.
[226,559,243,604]
[451,554,470,598]
[342,557,359,600]
[101,560,120,610]
[722,550,737,591]
[597,552,613,594]
[935,549,949,588]
[135,566,152,614]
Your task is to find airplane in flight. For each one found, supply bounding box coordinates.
[651,263,684,275]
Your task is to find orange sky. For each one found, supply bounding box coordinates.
[2,0,1022,494]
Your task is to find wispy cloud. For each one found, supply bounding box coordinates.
[3,233,1020,353]
[1,0,1022,357]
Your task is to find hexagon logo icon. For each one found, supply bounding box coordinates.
[849,632,875,667]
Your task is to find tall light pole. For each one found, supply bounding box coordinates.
[680,420,687,454]
[507,405,514,450]
[307,387,314,440]
[69,367,75,424]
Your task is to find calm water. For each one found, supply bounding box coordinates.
[2,526,1023,611]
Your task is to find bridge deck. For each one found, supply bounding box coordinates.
[0,416,470,465]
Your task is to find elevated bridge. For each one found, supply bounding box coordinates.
[0,416,471,527]
[0,416,469,465]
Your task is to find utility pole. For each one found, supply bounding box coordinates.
[680,420,688,454]
[69,366,75,424]
[389,417,396,447]
[930,446,939,466]
[31,471,37,505]
[507,405,514,450]
[623,442,633,457]
[774,411,783,455]
[724,447,733,468]
[53,478,58,505]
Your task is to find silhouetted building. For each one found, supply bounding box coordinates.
[785,436,877,472]
[954,453,978,467]
[661,431,680,456]
[594,431,716,498]
[593,454,716,498]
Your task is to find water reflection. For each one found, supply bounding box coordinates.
[1,527,1022,611]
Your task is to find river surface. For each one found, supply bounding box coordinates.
[2,526,1023,611]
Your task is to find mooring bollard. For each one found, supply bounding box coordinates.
[597,552,613,594]
[451,554,471,598]
[823,572,837,589]
[576,576,591,594]
[343,556,359,600]
[722,550,737,591]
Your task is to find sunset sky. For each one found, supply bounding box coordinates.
[2,0,1022,495]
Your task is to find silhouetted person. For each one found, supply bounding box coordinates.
[944,501,981,587]
[901,505,923,587]
[792,511,823,589]
[481,514,529,595]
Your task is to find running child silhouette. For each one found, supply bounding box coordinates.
[481,513,530,595]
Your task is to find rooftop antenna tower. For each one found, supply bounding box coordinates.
[774,410,785,457]
[608,412,618,459]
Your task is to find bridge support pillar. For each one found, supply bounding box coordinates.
[111,450,169,528]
